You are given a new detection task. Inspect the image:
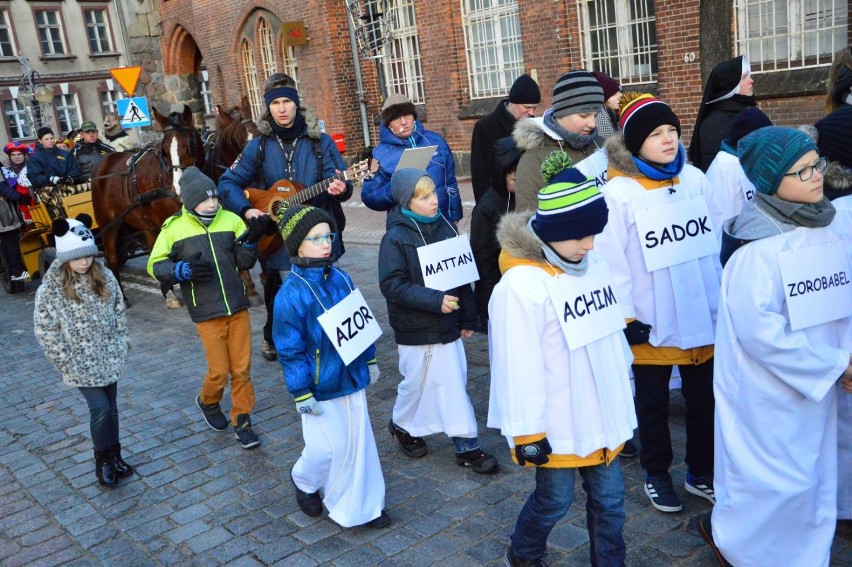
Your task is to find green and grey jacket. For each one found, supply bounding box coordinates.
[147,207,257,323]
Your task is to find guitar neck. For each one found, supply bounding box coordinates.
[286,171,348,205]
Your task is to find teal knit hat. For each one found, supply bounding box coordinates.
[737,126,818,195]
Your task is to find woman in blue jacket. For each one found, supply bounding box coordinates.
[361,93,462,222]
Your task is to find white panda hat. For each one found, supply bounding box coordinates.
[52,215,98,263]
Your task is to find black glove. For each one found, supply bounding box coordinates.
[174,252,214,283]
[244,216,272,244]
[515,437,552,466]
[623,320,652,345]
[14,191,31,205]
[61,177,76,186]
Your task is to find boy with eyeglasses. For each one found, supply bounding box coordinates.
[148,167,263,449]
[272,204,389,528]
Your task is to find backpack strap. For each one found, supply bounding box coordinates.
[311,138,323,183]
[253,135,266,188]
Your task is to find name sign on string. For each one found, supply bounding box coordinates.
[573,148,609,188]
[317,289,383,366]
[633,197,718,272]
[544,257,626,351]
[778,240,852,331]
[417,234,480,291]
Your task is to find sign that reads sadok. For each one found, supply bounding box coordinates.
[633,197,718,272]
[417,235,480,291]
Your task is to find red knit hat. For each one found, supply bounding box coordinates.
[4,141,31,156]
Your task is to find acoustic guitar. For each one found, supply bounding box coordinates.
[243,160,372,256]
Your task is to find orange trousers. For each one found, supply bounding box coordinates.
[196,309,255,425]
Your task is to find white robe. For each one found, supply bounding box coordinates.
[705,150,757,242]
[292,390,385,528]
[712,226,850,567]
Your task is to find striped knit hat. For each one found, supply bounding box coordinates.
[551,71,604,119]
[534,155,609,242]
[278,205,335,257]
[737,126,817,195]
[619,93,681,155]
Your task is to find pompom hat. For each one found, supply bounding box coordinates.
[278,205,335,257]
[619,93,681,155]
[737,126,818,195]
[53,217,98,263]
[534,154,609,242]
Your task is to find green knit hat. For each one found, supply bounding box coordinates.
[278,205,335,257]
[534,154,609,242]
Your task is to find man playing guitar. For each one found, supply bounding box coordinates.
[218,73,352,362]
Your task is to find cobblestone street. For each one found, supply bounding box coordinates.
[1,180,850,566]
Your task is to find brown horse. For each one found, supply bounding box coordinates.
[91,105,204,304]
[201,97,263,306]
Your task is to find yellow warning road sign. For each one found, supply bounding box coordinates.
[109,66,142,97]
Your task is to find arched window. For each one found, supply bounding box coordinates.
[257,18,276,80]
[241,40,262,119]
[281,43,300,90]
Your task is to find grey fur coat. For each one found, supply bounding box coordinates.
[34,261,129,387]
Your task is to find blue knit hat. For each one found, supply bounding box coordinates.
[534,160,609,242]
[737,126,818,195]
[391,167,429,207]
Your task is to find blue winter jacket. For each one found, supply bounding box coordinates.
[361,121,462,221]
[217,108,352,269]
[273,263,376,402]
[26,143,80,189]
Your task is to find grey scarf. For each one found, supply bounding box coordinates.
[528,218,589,275]
[755,193,836,230]
[543,110,598,151]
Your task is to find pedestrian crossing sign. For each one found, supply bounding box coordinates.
[116,97,151,129]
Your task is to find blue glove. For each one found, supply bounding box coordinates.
[174,251,214,283]
[295,393,322,416]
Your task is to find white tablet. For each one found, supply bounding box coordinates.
[396,146,438,171]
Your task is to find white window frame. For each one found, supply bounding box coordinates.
[35,10,65,56]
[100,81,124,115]
[282,44,300,90]
[241,41,263,120]
[736,0,849,72]
[576,0,658,84]
[257,18,276,80]
[461,0,526,99]
[0,10,16,57]
[84,8,112,54]
[380,0,426,104]
[200,69,213,115]
[54,93,81,133]
[4,99,34,139]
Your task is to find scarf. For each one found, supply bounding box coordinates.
[402,207,441,224]
[190,206,219,226]
[543,110,598,151]
[291,255,335,269]
[755,192,836,230]
[270,112,307,141]
[632,145,686,181]
[529,218,589,276]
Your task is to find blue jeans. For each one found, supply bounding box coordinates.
[510,462,626,566]
[78,382,119,452]
[452,436,479,454]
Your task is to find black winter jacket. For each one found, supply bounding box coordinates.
[379,207,476,345]
[694,99,754,172]
[470,136,521,322]
[71,140,114,181]
[470,100,516,202]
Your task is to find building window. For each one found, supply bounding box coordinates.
[54,93,81,133]
[4,99,34,139]
[100,83,124,115]
[381,0,426,103]
[462,0,525,99]
[241,40,262,119]
[84,9,112,54]
[200,68,213,115]
[736,0,849,72]
[257,19,276,80]
[35,10,65,56]
[280,41,300,90]
[0,10,16,57]
[577,0,658,84]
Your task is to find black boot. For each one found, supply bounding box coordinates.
[94,450,119,488]
[109,444,134,478]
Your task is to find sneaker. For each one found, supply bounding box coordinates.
[261,339,278,361]
[196,395,228,431]
[364,510,391,529]
[644,473,682,513]
[10,270,29,281]
[233,414,260,449]
[620,439,638,458]
[388,420,428,458]
[455,448,499,474]
[504,546,549,567]
[685,471,716,504]
[697,512,733,567]
[291,470,323,517]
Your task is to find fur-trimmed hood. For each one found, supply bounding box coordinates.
[496,212,545,265]
[256,105,323,139]
[604,133,642,176]
[512,116,562,152]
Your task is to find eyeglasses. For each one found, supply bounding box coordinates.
[784,156,827,182]
[303,233,335,245]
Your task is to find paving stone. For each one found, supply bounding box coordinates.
[167,518,210,544]
[253,536,302,563]
[126,517,173,542]
[186,525,233,554]
[170,502,212,525]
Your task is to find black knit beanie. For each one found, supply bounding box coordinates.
[508,74,541,105]
[278,205,335,257]
[816,105,852,168]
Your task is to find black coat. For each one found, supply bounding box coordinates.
[470,100,516,202]
[379,207,476,345]
[470,136,521,322]
[693,99,754,172]
[71,140,114,181]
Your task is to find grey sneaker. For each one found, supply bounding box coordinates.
[196,395,228,431]
[234,414,260,449]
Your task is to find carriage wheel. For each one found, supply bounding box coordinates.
[38,247,57,279]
